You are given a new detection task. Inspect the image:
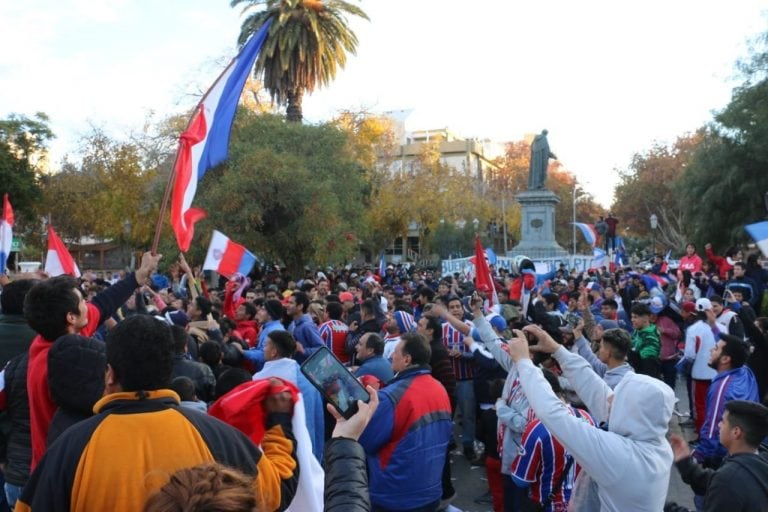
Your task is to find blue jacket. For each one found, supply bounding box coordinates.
[289,315,324,363]
[354,355,394,384]
[359,366,452,510]
[243,319,284,371]
[695,365,759,462]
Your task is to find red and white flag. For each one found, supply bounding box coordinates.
[202,230,256,278]
[0,194,13,273]
[45,226,81,277]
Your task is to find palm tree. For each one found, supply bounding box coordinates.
[231,0,369,123]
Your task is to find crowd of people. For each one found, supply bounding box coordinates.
[0,240,766,511]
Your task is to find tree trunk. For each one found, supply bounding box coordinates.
[286,89,303,123]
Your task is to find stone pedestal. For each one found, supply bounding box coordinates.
[509,189,569,259]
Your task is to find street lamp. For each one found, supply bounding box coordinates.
[650,213,658,255]
[572,184,584,262]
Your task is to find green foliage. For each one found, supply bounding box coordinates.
[232,0,369,122]
[41,130,158,246]
[0,113,52,221]
[195,111,368,274]
[681,34,768,251]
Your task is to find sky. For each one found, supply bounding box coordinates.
[1,0,765,207]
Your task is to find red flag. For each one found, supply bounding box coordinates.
[44,226,81,277]
[473,236,498,309]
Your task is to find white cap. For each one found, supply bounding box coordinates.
[695,298,713,311]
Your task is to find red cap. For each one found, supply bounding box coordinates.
[681,301,696,313]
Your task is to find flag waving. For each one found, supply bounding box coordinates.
[0,194,13,273]
[572,222,598,247]
[170,21,272,251]
[473,236,498,309]
[746,221,768,258]
[45,226,81,277]
[203,230,257,278]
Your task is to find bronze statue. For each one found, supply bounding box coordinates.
[528,129,557,190]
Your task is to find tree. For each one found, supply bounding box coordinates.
[365,141,496,259]
[612,133,702,254]
[681,32,768,251]
[231,0,369,122]
[41,130,158,247]
[195,111,368,275]
[0,113,52,221]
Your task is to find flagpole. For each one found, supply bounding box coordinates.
[149,21,272,256]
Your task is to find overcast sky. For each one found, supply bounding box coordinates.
[1,0,765,206]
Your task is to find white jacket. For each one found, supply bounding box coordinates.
[516,346,675,511]
[684,320,717,380]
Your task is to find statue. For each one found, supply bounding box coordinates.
[528,129,557,190]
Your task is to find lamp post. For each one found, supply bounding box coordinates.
[571,184,583,268]
[650,213,658,255]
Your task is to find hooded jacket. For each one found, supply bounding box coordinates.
[517,346,675,511]
[46,335,106,446]
[694,365,759,463]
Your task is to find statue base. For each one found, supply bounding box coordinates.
[509,189,569,259]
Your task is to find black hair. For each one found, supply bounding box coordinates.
[194,296,212,317]
[1,279,36,315]
[360,299,377,318]
[170,325,190,354]
[292,291,310,312]
[393,299,413,314]
[48,334,106,416]
[215,368,251,399]
[240,302,257,319]
[170,376,197,402]
[106,315,174,392]
[24,276,81,341]
[723,400,768,447]
[325,301,343,320]
[400,332,431,365]
[630,302,651,317]
[417,287,435,301]
[363,333,385,356]
[720,334,748,368]
[267,330,296,359]
[710,294,724,305]
[543,293,560,308]
[601,328,631,360]
[733,261,747,271]
[421,315,443,345]
[198,341,222,367]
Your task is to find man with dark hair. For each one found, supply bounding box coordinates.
[254,329,324,463]
[359,333,452,511]
[693,334,759,468]
[170,376,207,413]
[285,291,324,363]
[353,333,393,384]
[170,325,215,403]
[22,252,160,471]
[0,279,37,367]
[726,261,760,310]
[710,294,745,340]
[630,302,661,378]
[345,299,381,365]
[414,286,435,321]
[187,296,212,322]
[573,325,635,389]
[16,315,298,512]
[669,400,768,511]
[232,301,259,347]
[241,299,284,372]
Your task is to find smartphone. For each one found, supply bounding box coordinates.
[300,346,370,419]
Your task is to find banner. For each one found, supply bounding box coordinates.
[441,255,601,276]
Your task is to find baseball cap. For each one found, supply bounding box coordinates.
[485,313,507,332]
[681,301,696,314]
[339,291,354,303]
[598,319,619,330]
[695,298,713,311]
